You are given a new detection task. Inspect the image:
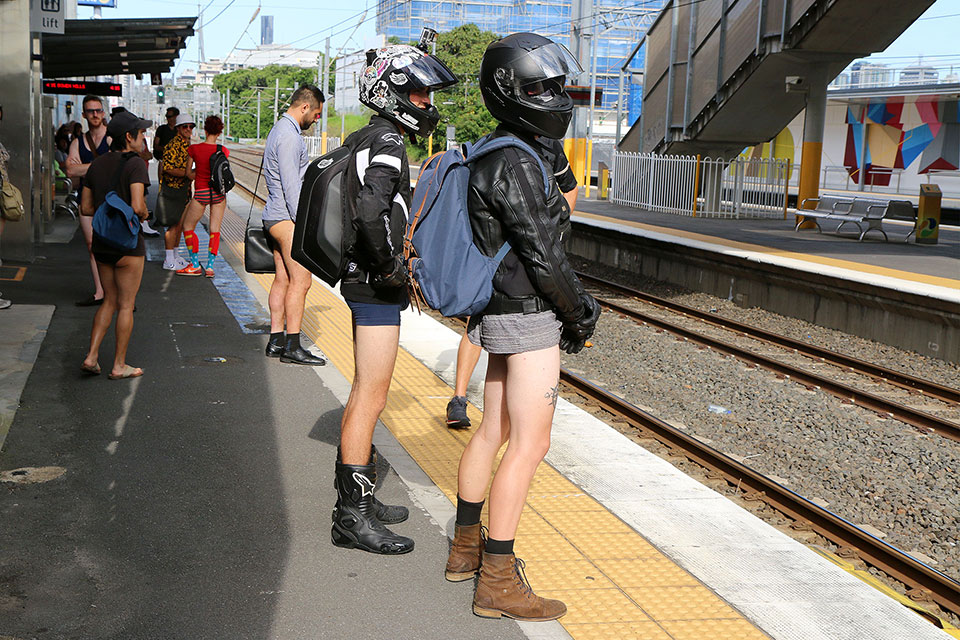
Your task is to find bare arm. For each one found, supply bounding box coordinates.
[563,188,577,215]
[66,139,89,180]
[164,166,188,177]
[80,186,94,216]
[186,158,196,181]
[129,183,148,220]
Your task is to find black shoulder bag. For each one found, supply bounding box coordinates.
[244,159,276,273]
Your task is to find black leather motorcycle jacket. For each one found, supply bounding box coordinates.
[341,116,410,305]
[468,124,585,321]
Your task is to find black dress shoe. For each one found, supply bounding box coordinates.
[265,341,284,358]
[279,346,327,366]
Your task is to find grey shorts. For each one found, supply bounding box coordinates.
[467,311,561,355]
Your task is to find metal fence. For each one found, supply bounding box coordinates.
[610,152,791,219]
[304,135,341,158]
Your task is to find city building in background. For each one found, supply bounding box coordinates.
[374,0,664,116]
[196,44,322,85]
[261,15,274,46]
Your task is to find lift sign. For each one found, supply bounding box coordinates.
[42,80,123,97]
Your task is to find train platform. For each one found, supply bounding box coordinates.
[572,199,959,300]
[0,194,955,639]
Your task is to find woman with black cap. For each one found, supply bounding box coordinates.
[79,111,153,380]
[444,33,600,621]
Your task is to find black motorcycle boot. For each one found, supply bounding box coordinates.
[332,461,414,555]
[336,446,409,524]
[369,445,409,524]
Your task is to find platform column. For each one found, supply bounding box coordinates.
[797,70,828,230]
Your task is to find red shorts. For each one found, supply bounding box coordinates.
[194,187,225,206]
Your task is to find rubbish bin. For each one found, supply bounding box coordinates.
[916,183,942,244]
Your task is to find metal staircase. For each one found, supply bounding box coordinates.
[621,0,936,158]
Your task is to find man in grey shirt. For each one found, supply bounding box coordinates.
[262,85,326,365]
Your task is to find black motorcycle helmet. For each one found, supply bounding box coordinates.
[358,44,458,137]
[479,33,583,139]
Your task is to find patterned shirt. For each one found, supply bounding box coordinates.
[161,135,190,189]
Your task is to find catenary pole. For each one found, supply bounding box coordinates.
[257,89,262,140]
[274,77,280,123]
[322,37,330,154]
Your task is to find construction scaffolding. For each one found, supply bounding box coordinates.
[375,0,664,114]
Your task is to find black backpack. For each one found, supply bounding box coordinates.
[209,144,235,194]
[292,144,353,286]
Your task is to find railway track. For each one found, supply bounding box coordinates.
[559,370,960,619]
[580,272,960,442]
[228,166,960,619]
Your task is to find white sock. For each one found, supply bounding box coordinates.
[165,249,175,263]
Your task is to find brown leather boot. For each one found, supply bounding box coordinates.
[473,551,566,621]
[445,523,484,582]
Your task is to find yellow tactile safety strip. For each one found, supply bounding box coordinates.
[219,209,769,640]
[574,210,960,291]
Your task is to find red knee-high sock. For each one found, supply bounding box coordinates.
[184,230,199,253]
[208,232,220,256]
[183,230,200,267]
[206,232,220,269]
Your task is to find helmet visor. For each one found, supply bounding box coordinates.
[511,42,583,86]
[396,54,458,91]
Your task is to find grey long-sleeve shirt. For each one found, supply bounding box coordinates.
[262,113,308,222]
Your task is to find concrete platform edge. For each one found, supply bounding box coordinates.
[0,304,55,454]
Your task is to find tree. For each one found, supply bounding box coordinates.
[408,24,499,158]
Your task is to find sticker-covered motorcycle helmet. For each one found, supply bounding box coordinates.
[358,44,458,136]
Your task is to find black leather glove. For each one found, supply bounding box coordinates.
[371,255,408,289]
[559,294,600,354]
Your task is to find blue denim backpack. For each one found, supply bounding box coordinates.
[405,135,550,318]
[92,153,140,251]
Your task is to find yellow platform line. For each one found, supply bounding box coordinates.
[574,210,960,291]
[220,210,769,640]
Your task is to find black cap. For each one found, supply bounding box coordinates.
[106,111,152,139]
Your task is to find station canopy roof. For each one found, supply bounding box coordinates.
[41,17,196,79]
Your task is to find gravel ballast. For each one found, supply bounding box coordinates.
[563,257,960,584]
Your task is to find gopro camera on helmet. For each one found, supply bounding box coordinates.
[417,27,438,53]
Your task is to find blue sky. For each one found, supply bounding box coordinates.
[77,0,960,77]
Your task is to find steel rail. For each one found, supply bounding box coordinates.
[560,370,960,617]
[593,292,960,441]
[576,272,959,406]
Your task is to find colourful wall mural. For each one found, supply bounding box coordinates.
[843,97,960,186]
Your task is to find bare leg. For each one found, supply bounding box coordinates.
[83,261,118,368]
[207,200,226,233]
[454,328,483,397]
[457,353,509,501]
[180,198,205,232]
[268,220,312,335]
[267,244,288,333]
[79,216,104,299]
[164,220,183,250]
[110,255,145,376]
[486,346,560,540]
[340,324,400,465]
[458,346,560,540]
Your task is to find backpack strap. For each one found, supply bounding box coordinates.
[464,135,551,196]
